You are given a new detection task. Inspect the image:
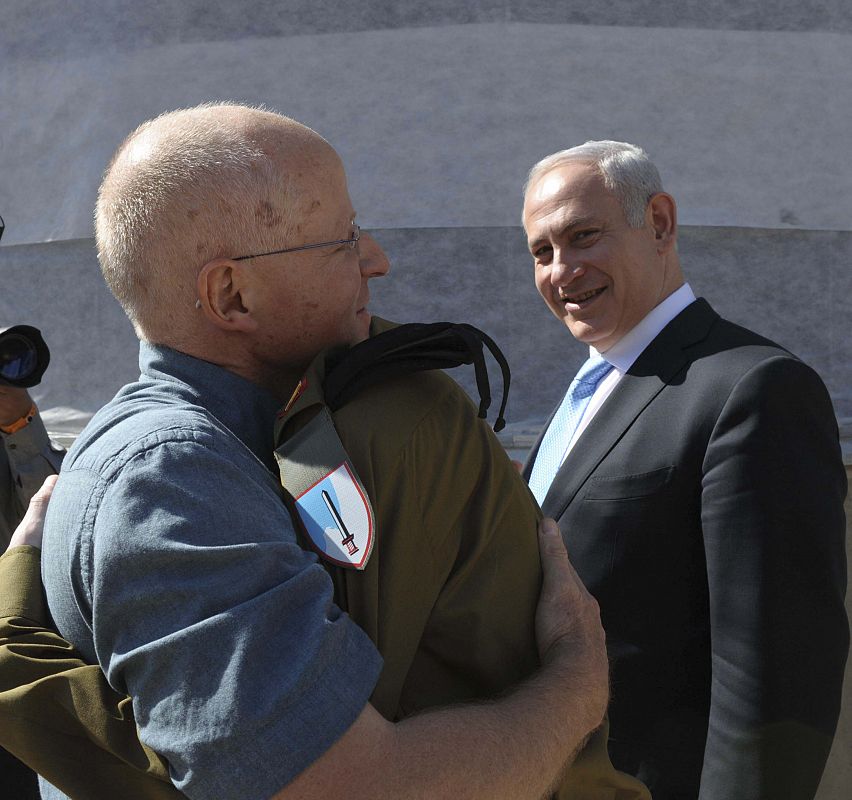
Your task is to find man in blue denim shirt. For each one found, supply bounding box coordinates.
[39,104,613,799]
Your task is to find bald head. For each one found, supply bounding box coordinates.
[95,103,336,341]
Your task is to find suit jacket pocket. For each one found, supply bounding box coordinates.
[574,465,687,649]
[570,466,678,589]
[583,466,676,501]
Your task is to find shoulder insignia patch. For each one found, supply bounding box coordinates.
[293,462,373,569]
[274,407,374,570]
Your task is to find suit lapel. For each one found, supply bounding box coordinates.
[540,299,719,519]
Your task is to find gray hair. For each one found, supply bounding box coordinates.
[95,102,310,338]
[523,140,663,228]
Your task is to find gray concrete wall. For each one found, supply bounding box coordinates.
[3,226,851,427]
[1,1,849,795]
[2,2,850,423]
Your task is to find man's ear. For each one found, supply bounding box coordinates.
[647,192,677,253]
[196,258,258,332]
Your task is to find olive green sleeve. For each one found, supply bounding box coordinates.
[397,380,543,709]
[0,546,182,800]
[332,373,648,800]
[405,388,649,800]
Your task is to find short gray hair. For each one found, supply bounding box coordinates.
[95,102,310,338]
[524,140,663,228]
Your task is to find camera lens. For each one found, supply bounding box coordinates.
[0,326,50,387]
[0,333,39,382]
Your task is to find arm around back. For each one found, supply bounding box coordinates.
[7,415,615,798]
[4,508,610,799]
[274,519,611,800]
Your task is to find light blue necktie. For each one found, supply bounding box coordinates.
[528,353,612,505]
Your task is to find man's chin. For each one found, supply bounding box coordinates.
[565,318,609,347]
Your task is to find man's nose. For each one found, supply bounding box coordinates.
[359,232,391,278]
[550,250,584,284]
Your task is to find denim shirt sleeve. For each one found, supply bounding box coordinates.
[57,422,381,800]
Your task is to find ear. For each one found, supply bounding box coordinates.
[647,192,677,254]
[196,258,258,333]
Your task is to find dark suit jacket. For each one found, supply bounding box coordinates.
[524,298,849,800]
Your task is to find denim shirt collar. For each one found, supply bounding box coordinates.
[138,342,282,471]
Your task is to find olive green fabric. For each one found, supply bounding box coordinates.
[0,324,649,800]
[275,325,648,799]
[278,358,542,718]
[0,546,179,800]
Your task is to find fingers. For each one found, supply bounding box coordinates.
[538,516,561,542]
[538,517,568,590]
[534,517,609,732]
[538,517,587,597]
[31,473,58,505]
[7,474,57,551]
[535,517,603,655]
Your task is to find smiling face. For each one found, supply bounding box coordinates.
[523,161,681,352]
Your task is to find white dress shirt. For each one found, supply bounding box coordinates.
[558,283,697,465]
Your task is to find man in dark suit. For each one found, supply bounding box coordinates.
[521,140,848,800]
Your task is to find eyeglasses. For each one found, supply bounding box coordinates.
[232,224,360,261]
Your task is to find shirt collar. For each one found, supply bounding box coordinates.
[138,342,282,470]
[594,283,696,373]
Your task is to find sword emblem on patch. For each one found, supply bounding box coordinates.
[275,407,375,570]
[322,489,358,555]
[293,462,372,568]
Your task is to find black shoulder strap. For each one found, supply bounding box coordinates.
[323,322,511,432]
